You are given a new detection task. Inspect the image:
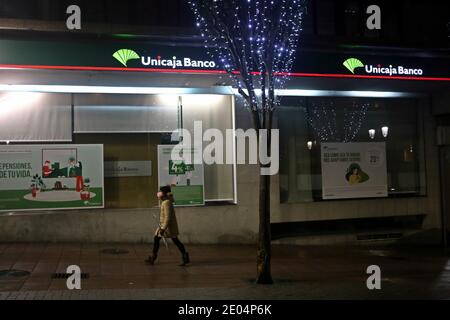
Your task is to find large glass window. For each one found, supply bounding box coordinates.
[279,96,426,203]
[74,93,235,208]
[0,92,72,142]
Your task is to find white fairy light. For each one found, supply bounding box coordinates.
[188,0,306,112]
[381,126,389,138]
[305,100,369,143]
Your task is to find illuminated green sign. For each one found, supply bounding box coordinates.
[343,58,364,74]
[0,39,446,79]
[343,57,425,76]
[112,48,217,69]
[112,49,140,67]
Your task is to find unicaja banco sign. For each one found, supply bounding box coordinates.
[343,57,424,76]
[113,49,216,69]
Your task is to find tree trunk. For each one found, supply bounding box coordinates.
[256,108,273,285]
[256,171,273,284]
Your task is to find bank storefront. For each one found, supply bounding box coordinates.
[0,37,449,244]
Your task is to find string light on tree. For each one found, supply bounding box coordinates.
[188,0,306,112]
[305,101,370,143]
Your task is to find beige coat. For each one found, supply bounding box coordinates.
[155,198,179,238]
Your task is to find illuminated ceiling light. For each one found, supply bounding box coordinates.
[0,84,234,95]
[369,129,376,140]
[0,85,418,100]
[307,141,313,150]
[276,89,415,98]
[233,89,417,98]
[381,126,389,138]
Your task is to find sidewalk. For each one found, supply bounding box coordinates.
[0,243,449,299]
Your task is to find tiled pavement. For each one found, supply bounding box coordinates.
[0,243,450,299]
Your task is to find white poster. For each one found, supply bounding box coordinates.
[0,144,104,211]
[321,142,388,200]
[158,145,205,206]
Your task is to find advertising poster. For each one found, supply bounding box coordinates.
[158,145,205,206]
[0,144,104,211]
[321,142,388,200]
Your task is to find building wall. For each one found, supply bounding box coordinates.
[0,90,445,245]
[0,164,260,244]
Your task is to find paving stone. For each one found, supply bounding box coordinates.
[1,243,450,299]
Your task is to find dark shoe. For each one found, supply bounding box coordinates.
[180,252,190,266]
[145,254,157,265]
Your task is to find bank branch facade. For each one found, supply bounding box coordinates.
[0,36,449,245]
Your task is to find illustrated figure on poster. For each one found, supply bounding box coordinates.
[185,164,194,186]
[345,163,370,185]
[170,176,181,186]
[68,156,83,192]
[42,160,53,177]
[186,170,192,186]
[145,185,190,266]
[80,178,91,201]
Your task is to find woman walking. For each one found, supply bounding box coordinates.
[145,186,190,266]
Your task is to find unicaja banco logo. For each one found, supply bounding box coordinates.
[343,58,364,74]
[113,49,140,67]
[342,57,424,76]
[112,49,216,69]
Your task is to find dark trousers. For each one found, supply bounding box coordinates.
[152,236,186,256]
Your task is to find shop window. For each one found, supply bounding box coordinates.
[0,92,72,142]
[279,96,426,203]
[181,95,235,202]
[74,94,179,133]
[74,133,160,208]
[74,93,235,208]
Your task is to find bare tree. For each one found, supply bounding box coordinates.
[189,0,306,284]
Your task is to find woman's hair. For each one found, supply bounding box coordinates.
[159,185,172,196]
[345,163,362,181]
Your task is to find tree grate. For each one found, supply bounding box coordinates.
[0,269,30,279]
[51,273,90,279]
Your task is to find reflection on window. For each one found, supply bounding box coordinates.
[279,96,426,203]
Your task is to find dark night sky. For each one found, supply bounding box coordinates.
[0,0,448,49]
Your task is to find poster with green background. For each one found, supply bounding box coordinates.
[0,144,104,211]
[158,145,205,206]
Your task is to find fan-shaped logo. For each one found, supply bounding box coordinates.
[343,58,364,74]
[113,49,140,67]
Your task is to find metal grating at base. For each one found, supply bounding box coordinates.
[51,273,90,279]
[0,269,31,279]
[357,233,403,241]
